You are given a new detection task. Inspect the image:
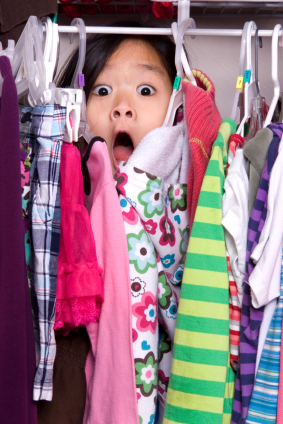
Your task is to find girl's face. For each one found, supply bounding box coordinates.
[87,39,173,173]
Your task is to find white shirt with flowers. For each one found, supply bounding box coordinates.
[114,162,189,424]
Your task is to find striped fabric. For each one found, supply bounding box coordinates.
[232,124,283,423]
[227,256,241,368]
[30,105,66,401]
[164,119,236,424]
[245,252,283,424]
[226,133,244,368]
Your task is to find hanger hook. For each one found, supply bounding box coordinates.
[246,21,257,73]
[175,18,197,85]
[239,21,250,76]
[263,23,282,127]
[255,27,260,96]
[69,18,86,89]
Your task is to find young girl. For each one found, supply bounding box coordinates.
[58,23,189,424]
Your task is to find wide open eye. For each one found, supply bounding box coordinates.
[137,85,155,96]
[93,85,112,96]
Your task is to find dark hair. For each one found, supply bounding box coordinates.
[56,21,177,102]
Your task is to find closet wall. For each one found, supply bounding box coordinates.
[57,14,283,119]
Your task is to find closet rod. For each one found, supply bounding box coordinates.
[54,26,282,37]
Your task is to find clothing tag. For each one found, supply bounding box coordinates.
[244,70,251,83]
[78,74,85,87]
[236,76,244,91]
[173,76,181,90]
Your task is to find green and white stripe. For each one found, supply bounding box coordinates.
[164,119,236,424]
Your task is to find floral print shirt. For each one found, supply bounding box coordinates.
[19,106,34,288]
[115,162,189,424]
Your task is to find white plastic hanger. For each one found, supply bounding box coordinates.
[32,16,59,106]
[55,18,86,142]
[12,16,46,103]
[22,16,46,103]
[163,17,197,127]
[237,21,258,136]
[69,18,86,89]
[263,24,282,127]
[231,21,250,122]
[244,28,265,143]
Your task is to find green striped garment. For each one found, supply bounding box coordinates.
[164,119,236,424]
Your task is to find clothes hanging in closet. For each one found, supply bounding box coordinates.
[246,261,283,424]
[164,119,236,424]
[184,69,221,229]
[54,141,104,335]
[278,283,283,421]
[37,328,90,424]
[224,132,245,368]
[83,137,139,424]
[250,124,283,375]
[0,55,37,424]
[231,124,283,424]
[243,128,273,215]
[20,105,34,289]
[222,136,247,368]
[30,105,66,401]
[115,122,189,424]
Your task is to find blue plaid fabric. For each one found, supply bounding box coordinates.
[29,105,66,400]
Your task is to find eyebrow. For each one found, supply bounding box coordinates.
[134,63,165,76]
[103,62,166,78]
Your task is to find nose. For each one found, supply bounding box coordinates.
[110,103,136,121]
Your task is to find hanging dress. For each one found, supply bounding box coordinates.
[55,142,104,335]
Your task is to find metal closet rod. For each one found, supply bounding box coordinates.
[55,26,282,36]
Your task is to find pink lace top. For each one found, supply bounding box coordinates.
[54,142,104,336]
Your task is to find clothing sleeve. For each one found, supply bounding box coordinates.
[116,162,189,279]
[221,151,249,305]
[115,162,189,342]
[248,150,283,308]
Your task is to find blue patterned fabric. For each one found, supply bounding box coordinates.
[245,255,283,423]
[232,123,283,423]
[29,105,66,400]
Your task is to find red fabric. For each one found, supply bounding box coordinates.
[60,0,174,18]
[55,142,104,336]
[98,4,116,13]
[59,4,82,18]
[229,134,244,152]
[183,70,221,230]
[82,4,99,14]
[152,1,174,18]
[226,133,244,369]
[117,4,134,13]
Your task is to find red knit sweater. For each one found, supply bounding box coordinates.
[183,69,221,230]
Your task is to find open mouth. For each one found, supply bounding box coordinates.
[113,132,134,166]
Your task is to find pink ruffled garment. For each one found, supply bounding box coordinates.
[54,142,104,336]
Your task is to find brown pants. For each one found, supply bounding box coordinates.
[38,328,90,424]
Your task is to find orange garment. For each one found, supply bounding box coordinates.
[183,69,221,229]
